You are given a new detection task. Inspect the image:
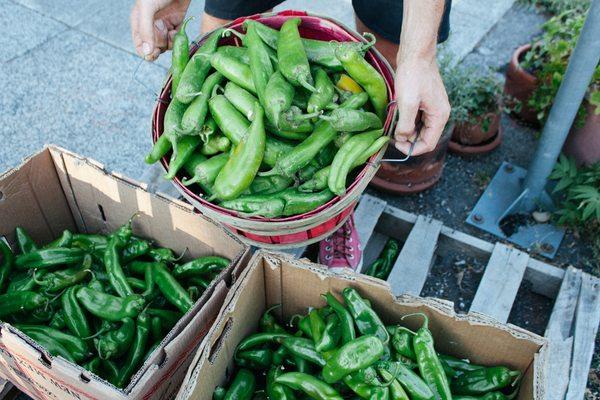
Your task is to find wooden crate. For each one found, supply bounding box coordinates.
[287,194,599,400]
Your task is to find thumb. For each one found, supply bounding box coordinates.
[138,1,161,59]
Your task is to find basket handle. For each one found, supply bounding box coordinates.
[380,101,421,163]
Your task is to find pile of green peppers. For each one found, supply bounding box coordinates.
[215,288,522,400]
[146,17,391,218]
[365,239,400,280]
[0,219,230,388]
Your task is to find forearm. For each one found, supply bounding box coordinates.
[398,0,444,64]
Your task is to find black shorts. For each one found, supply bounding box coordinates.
[204,0,452,44]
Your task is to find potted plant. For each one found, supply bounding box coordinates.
[504,10,600,164]
[442,64,504,155]
[369,123,454,195]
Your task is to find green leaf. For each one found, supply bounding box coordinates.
[589,91,600,115]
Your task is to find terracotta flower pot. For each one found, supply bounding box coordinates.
[505,44,539,126]
[448,111,502,156]
[369,126,452,194]
[563,100,600,166]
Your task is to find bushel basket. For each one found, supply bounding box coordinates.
[152,10,397,248]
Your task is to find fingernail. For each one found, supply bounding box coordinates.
[142,42,152,56]
[155,19,166,32]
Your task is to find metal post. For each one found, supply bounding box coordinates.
[522,0,600,210]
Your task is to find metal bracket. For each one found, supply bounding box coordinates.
[467,162,565,259]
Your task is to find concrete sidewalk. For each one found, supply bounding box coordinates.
[0,0,516,179]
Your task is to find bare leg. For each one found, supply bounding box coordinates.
[355,16,399,70]
[200,9,274,34]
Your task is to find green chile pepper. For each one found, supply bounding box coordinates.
[259,304,286,333]
[308,68,336,114]
[146,308,181,328]
[342,287,389,343]
[121,237,151,263]
[154,262,194,313]
[248,175,293,195]
[299,136,388,192]
[170,16,192,98]
[323,292,356,344]
[379,369,410,400]
[34,254,93,292]
[237,332,291,352]
[217,45,250,63]
[0,291,47,317]
[182,153,229,188]
[275,372,343,400]
[437,354,484,373]
[49,309,66,329]
[223,368,256,400]
[315,313,341,353]
[277,18,315,92]
[308,308,325,343]
[368,239,400,280]
[15,227,38,254]
[391,329,416,360]
[201,134,231,156]
[453,393,514,400]
[335,39,387,120]
[44,230,73,248]
[97,317,136,359]
[176,28,223,104]
[105,235,134,298]
[146,99,186,163]
[378,361,435,400]
[83,357,102,376]
[127,277,147,291]
[17,325,90,362]
[208,94,248,145]
[276,336,326,367]
[406,313,452,400]
[101,359,120,386]
[164,135,202,180]
[320,109,382,132]
[7,272,38,293]
[210,52,256,94]
[76,287,145,321]
[264,71,295,129]
[62,285,92,339]
[246,21,274,102]
[212,102,266,200]
[328,129,383,195]
[221,195,286,218]
[267,366,296,400]
[115,312,151,388]
[15,247,85,270]
[0,240,14,292]
[261,92,368,178]
[321,335,384,383]
[451,366,521,395]
[172,256,229,279]
[148,248,177,263]
[23,330,75,362]
[236,348,273,369]
[279,188,335,216]
[179,71,224,135]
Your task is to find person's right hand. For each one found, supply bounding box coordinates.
[131,0,192,61]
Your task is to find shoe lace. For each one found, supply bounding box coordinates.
[332,226,353,260]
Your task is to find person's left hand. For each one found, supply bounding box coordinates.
[393,57,450,156]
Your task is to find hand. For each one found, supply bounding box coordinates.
[393,57,450,156]
[130,0,192,61]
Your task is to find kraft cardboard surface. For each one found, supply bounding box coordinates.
[0,146,250,400]
[178,251,547,400]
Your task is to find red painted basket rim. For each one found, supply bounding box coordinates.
[152,10,397,223]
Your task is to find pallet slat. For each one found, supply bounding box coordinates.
[566,273,600,400]
[387,215,442,296]
[544,267,582,400]
[354,195,386,248]
[469,243,529,323]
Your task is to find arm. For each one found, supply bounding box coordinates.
[394,0,450,156]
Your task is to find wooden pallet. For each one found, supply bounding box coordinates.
[291,194,599,399]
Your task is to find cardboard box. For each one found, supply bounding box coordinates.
[0,146,251,400]
[178,251,548,400]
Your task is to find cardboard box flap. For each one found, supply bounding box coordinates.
[0,147,76,245]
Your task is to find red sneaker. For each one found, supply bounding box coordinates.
[319,215,362,271]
